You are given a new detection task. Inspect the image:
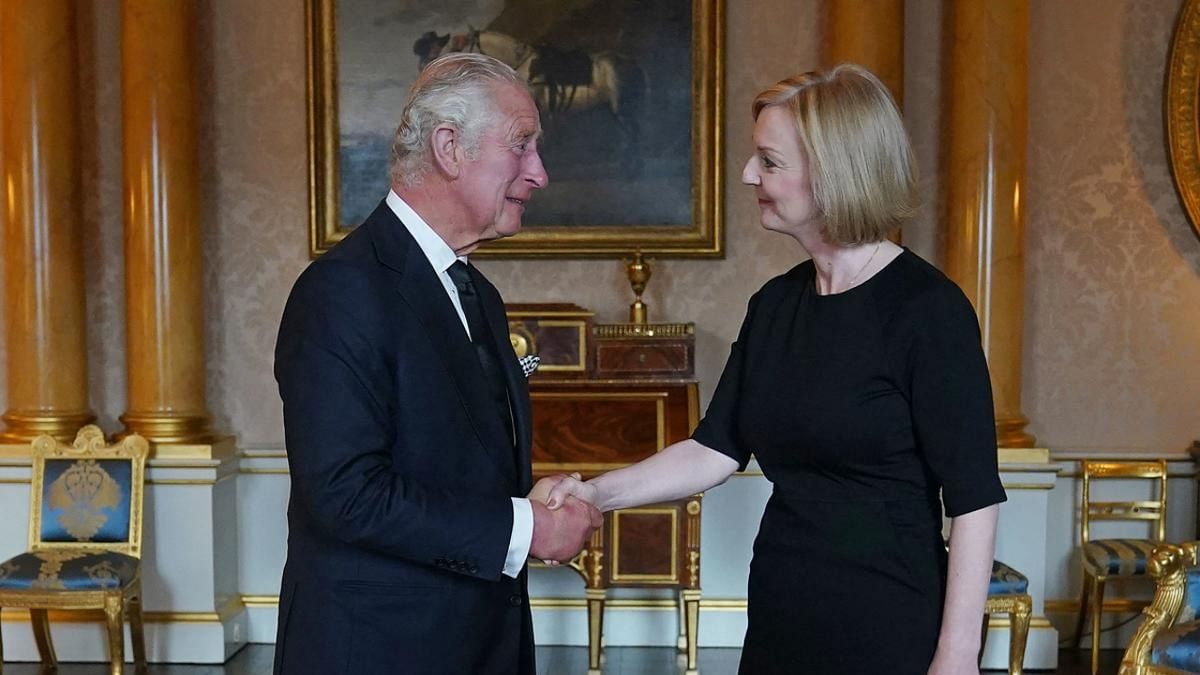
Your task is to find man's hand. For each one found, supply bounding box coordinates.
[529,495,603,564]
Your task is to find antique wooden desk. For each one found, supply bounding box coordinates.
[510,306,703,675]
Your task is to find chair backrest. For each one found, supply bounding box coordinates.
[27,425,149,558]
[1080,459,1168,546]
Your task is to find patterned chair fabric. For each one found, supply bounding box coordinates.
[1083,538,1158,577]
[39,458,133,543]
[0,550,139,591]
[1150,620,1200,672]
[990,559,1029,596]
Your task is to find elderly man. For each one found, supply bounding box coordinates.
[272,54,602,675]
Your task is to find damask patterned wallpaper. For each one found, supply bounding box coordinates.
[0,0,1195,455]
[1022,0,1200,452]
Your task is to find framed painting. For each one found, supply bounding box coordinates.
[307,0,724,257]
[1168,0,1200,241]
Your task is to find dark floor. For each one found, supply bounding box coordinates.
[1,644,1125,674]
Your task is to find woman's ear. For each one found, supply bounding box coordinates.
[430,124,462,179]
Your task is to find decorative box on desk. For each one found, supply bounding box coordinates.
[508,304,703,675]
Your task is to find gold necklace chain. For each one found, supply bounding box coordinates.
[846,242,882,289]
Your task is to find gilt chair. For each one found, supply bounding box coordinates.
[1074,459,1169,675]
[0,426,149,675]
[983,559,1033,675]
[1120,541,1200,675]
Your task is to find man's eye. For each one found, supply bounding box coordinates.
[761,155,776,168]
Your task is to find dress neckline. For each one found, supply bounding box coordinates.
[807,246,909,299]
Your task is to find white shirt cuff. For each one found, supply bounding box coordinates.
[504,497,533,578]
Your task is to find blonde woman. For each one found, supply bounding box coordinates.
[538,64,1004,675]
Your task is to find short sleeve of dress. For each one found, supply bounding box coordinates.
[691,293,759,471]
[906,285,1007,517]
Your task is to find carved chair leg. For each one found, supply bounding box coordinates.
[1092,576,1107,675]
[1074,571,1092,648]
[29,608,57,669]
[128,586,147,671]
[1009,595,1032,675]
[104,594,125,675]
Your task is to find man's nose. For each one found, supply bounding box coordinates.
[526,150,548,189]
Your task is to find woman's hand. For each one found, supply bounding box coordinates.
[527,473,580,504]
[544,473,598,510]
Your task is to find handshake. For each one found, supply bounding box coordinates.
[525,473,602,565]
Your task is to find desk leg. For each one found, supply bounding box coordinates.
[682,589,701,674]
[586,587,606,675]
[677,589,688,651]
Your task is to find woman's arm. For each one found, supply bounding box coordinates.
[927,503,999,675]
[537,439,739,513]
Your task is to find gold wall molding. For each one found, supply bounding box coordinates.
[3,594,243,624]
[238,594,751,613]
[1044,598,1150,614]
[986,616,1054,629]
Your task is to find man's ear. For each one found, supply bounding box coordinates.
[430,124,462,179]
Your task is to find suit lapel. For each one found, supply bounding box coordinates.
[367,204,518,487]
[472,266,533,493]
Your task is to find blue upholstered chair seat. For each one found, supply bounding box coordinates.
[990,559,1029,596]
[0,550,138,591]
[1151,620,1200,672]
[1083,538,1158,577]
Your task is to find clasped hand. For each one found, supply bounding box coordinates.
[526,473,601,565]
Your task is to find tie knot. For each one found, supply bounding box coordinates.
[447,261,475,295]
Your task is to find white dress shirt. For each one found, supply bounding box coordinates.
[386,190,533,579]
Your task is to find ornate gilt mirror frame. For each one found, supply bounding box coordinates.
[1168,0,1200,240]
[307,0,725,258]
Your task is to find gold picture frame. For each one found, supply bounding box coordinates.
[1167,0,1200,241]
[306,0,725,258]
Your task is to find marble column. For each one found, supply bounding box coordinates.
[0,0,95,443]
[823,0,905,104]
[120,0,212,443]
[940,0,1035,448]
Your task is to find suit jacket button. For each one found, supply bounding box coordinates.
[509,594,522,607]
[469,564,479,574]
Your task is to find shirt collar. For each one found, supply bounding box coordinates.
[386,189,465,274]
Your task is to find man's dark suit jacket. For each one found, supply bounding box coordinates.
[272,200,535,675]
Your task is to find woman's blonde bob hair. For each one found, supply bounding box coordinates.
[752,64,917,245]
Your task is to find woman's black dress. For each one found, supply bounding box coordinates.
[692,249,1007,675]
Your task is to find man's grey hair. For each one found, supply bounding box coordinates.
[389,53,528,186]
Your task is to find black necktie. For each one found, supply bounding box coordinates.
[447,261,514,448]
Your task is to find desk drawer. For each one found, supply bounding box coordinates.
[594,340,693,377]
